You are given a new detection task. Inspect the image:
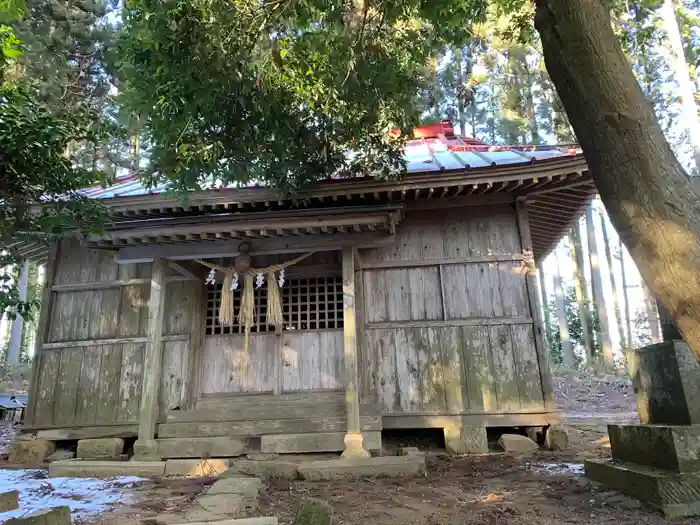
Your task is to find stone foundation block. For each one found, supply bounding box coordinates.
[4,506,71,525]
[585,458,700,518]
[8,439,56,464]
[397,447,424,457]
[294,498,333,525]
[261,431,381,454]
[544,425,569,451]
[164,458,231,477]
[48,459,165,478]
[298,455,426,481]
[46,450,76,463]
[246,453,278,461]
[227,459,300,480]
[497,434,538,454]
[132,439,161,461]
[444,425,488,455]
[193,494,247,517]
[608,424,700,472]
[76,438,124,460]
[157,437,254,458]
[0,490,19,512]
[205,476,262,510]
[628,340,700,425]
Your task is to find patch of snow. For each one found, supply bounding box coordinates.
[0,468,146,521]
[525,462,585,476]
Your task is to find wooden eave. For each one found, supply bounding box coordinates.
[102,155,590,218]
[85,204,404,249]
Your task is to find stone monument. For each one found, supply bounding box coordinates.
[585,325,700,517]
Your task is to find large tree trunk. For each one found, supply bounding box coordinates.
[660,0,700,176]
[7,260,29,365]
[619,239,633,349]
[585,202,614,369]
[553,244,575,368]
[534,0,700,363]
[643,283,662,343]
[569,224,594,362]
[598,206,627,349]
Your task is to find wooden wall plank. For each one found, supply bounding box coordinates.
[489,325,520,413]
[53,240,119,284]
[363,270,388,323]
[159,339,190,417]
[394,329,421,413]
[118,343,145,422]
[319,330,344,389]
[164,281,195,334]
[367,330,400,413]
[439,327,464,414]
[117,285,150,337]
[459,326,497,413]
[53,348,82,426]
[75,347,103,424]
[96,345,123,423]
[416,328,446,414]
[33,350,60,427]
[201,334,276,394]
[511,324,545,410]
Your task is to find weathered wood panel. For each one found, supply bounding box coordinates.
[117,285,150,337]
[281,330,343,391]
[511,324,545,410]
[33,350,60,427]
[75,347,102,424]
[164,281,196,335]
[159,339,190,417]
[364,268,442,323]
[53,239,119,285]
[459,326,498,413]
[53,347,82,425]
[118,343,145,422]
[489,325,520,413]
[96,345,123,423]
[48,289,122,342]
[200,334,277,394]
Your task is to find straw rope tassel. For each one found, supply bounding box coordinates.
[266,271,283,328]
[238,273,255,381]
[219,272,236,326]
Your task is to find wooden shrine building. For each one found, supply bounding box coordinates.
[17,122,596,458]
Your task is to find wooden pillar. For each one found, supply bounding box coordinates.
[8,260,30,365]
[515,200,556,410]
[25,245,59,427]
[341,247,370,458]
[133,257,167,460]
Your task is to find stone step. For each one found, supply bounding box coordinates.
[48,459,166,478]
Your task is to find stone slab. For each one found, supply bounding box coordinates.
[497,434,538,454]
[195,493,247,516]
[4,506,71,525]
[628,340,700,425]
[261,431,380,454]
[544,425,569,451]
[150,518,278,525]
[157,437,255,458]
[609,424,700,472]
[585,458,700,518]
[8,439,56,464]
[206,477,262,496]
[444,426,488,455]
[0,490,19,512]
[297,455,426,481]
[46,450,76,463]
[164,458,231,477]
[48,459,166,478]
[76,438,124,459]
[227,459,299,480]
[397,447,424,457]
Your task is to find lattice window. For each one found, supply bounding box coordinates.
[205,276,344,335]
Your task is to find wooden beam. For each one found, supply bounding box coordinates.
[51,276,189,292]
[362,254,521,270]
[133,256,167,460]
[168,260,206,281]
[25,242,59,427]
[41,334,188,350]
[341,247,369,458]
[186,282,206,409]
[515,201,556,410]
[115,232,396,264]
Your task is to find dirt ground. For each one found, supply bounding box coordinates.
[5,373,691,525]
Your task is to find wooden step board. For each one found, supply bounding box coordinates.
[160,391,381,439]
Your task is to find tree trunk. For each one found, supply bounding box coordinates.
[619,239,633,349]
[598,206,627,350]
[553,245,575,368]
[457,46,467,137]
[537,261,552,348]
[660,0,700,176]
[569,224,594,362]
[643,282,662,343]
[534,0,700,363]
[585,202,614,369]
[7,260,29,365]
